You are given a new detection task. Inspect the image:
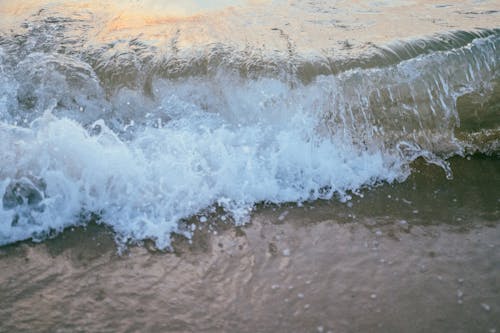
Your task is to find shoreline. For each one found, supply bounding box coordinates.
[1,213,498,332]
[0,156,499,332]
[0,1,499,331]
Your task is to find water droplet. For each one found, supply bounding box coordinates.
[278,210,289,221]
[481,303,491,312]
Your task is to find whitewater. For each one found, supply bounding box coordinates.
[0,1,498,249]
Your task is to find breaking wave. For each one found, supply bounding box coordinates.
[0,22,498,248]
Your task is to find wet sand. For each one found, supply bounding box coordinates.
[0,157,498,332]
[0,213,498,332]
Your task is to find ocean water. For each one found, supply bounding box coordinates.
[1,2,500,332]
[0,0,498,251]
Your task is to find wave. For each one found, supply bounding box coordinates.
[0,28,498,248]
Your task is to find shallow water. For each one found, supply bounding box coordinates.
[0,1,499,331]
[0,157,499,333]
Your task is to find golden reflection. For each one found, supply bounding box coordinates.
[1,0,499,55]
[0,0,252,45]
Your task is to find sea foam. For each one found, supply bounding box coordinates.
[0,34,498,248]
[0,76,403,248]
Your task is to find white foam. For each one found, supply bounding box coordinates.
[0,78,403,248]
[1,34,497,248]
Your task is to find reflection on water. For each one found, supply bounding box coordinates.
[2,222,498,332]
[0,0,258,16]
[110,0,250,14]
[0,0,266,46]
[1,0,499,53]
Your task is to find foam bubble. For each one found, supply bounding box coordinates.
[1,34,498,249]
[0,89,402,248]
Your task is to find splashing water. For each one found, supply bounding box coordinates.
[0,1,499,248]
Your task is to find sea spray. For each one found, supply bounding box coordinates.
[0,28,498,248]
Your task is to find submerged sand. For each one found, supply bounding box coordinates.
[0,214,498,332]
